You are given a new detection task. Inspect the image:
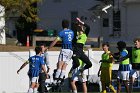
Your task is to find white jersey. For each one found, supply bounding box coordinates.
[41,52,50,69]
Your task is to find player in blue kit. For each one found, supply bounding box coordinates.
[47,19,74,83]
[17,47,48,93]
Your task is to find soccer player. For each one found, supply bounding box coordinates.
[38,43,50,93]
[98,42,116,93]
[114,41,130,93]
[47,19,74,83]
[130,38,140,92]
[70,17,92,74]
[17,46,48,93]
[70,59,87,93]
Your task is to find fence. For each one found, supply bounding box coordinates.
[0,49,121,93]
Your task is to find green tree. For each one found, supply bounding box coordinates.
[0,0,42,46]
[0,0,42,22]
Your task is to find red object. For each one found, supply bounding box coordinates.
[26,35,30,47]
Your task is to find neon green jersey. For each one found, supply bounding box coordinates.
[76,33,87,45]
[101,51,113,68]
[120,49,129,65]
[132,48,140,63]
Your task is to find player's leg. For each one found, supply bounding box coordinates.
[129,70,137,92]
[34,83,39,93]
[100,68,107,93]
[80,74,87,93]
[107,67,116,93]
[70,55,80,71]
[117,79,121,93]
[59,49,73,79]
[123,80,130,93]
[55,49,66,79]
[79,52,92,71]
[122,71,130,93]
[117,71,123,93]
[60,62,67,79]
[55,61,64,79]
[28,77,38,93]
[82,82,87,93]
[38,72,46,93]
[71,80,77,93]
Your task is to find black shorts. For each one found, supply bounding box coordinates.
[132,63,140,70]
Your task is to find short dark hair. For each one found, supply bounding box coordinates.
[35,46,42,54]
[39,43,46,47]
[117,41,126,48]
[133,37,140,42]
[102,42,109,47]
[76,25,83,32]
[62,19,69,28]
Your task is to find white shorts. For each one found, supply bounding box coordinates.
[58,49,73,63]
[29,77,39,83]
[117,71,130,80]
[130,70,140,78]
[72,74,87,83]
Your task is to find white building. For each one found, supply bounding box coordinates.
[36,0,140,47]
[4,0,140,47]
[0,5,6,44]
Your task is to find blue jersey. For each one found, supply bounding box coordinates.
[28,55,45,77]
[58,29,74,49]
[118,50,130,71]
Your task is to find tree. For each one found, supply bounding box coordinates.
[0,0,42,22]
[0,0,42,45]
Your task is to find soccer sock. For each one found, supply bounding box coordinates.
[102,90,107,93]
[28,88,33,93]
[33,87,38,93]
[60,70,65,79]
[73,90,77,93]
[109,85,116,93]
[55,69,61,79]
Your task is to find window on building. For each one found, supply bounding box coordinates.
[113,10,121,37]
[103,18,109,27]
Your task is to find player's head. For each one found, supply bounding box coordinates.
[133,37,140,48]
[40,43,46,52]
[117,41,126,51]
[76,25,84,34]
[102,42,109,51]
[35,46,42,55]
[62,19,69,29]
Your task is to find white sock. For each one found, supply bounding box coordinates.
[28,88,33,93]
[34,88,38,93]
[73,90,77,93]
[60,70,65,79]
[55,69,61,79]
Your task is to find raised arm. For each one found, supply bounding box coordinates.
[47,37,59,50]
[17,61,28,74]
[83,23,90,36]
